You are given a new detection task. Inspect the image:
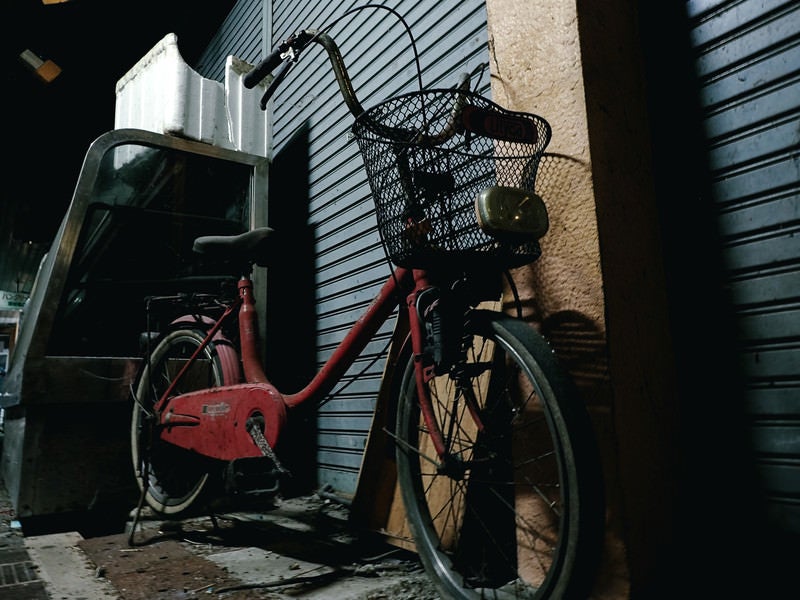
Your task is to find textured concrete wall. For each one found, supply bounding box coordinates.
[486,4,625,597]
[574,1,680,595]
[487,0,605,332]
[486,1,680,598]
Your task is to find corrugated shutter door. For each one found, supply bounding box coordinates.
[181,0,489,496]
[195,0,265,80]
[264,1,490,495]
[687,0,800,532]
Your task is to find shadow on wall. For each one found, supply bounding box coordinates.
[503,153,612,406]
[502,152,627,597]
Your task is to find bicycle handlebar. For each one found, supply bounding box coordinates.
[241,33,302,89]
[244,27,482,151]
[244,29,365,116]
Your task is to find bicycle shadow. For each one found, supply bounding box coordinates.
[504,153,627,595]
[81,493,430,599]
[504,152,612,406]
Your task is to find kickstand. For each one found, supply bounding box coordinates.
[127,479,149,547]
[317,483,352,507]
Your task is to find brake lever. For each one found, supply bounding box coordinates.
[260,59,295,110]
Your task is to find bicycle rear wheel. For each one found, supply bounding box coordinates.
[395,310,604,599]
[131,326,241,515]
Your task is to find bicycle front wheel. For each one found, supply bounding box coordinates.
[131,326,240,516]
[396,310,604,599]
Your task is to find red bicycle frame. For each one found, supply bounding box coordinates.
[151,264,453,463]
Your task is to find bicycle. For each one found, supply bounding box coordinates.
[129,8,605,599]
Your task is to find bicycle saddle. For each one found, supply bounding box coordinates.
[193,227,277,267]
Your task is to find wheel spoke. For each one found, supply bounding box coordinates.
[131,328,238,516]
[395,310,604,599]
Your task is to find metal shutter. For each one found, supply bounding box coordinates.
[190,0,489,494]
[687,0,800,533]
[264,0,490,495]
[194,0,266,80]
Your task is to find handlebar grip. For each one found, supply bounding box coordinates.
[242,29,365,116]
[243,48,285,89]
[243,30,317,90]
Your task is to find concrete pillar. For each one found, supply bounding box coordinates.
[486,1,680,596]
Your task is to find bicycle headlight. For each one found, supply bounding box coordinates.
[475,186,549,242]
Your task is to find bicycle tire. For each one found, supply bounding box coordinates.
[131,326,241,515]
[395,309,604,599]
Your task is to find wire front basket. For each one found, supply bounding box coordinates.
[352,88,551,270]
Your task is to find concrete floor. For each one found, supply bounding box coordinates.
[0,480,439,600]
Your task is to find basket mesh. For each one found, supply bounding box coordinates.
[352,89,551,270]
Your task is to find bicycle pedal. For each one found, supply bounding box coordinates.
[224,456,285,496]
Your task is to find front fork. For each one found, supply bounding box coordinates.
[406,271,486,469]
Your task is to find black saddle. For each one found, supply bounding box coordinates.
[193,227,277,268]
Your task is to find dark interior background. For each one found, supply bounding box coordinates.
[2,0,237,295]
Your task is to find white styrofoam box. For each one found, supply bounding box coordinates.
[114,33,268,157]
[224,55,268,158]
